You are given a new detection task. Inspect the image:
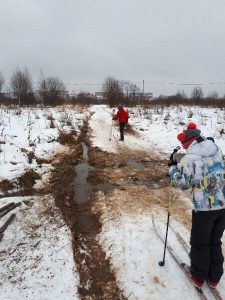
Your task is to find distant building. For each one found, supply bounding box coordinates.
[2,92,16,99]
[129,92,153,100]
[59,90,69,99]
[95,92,106,99]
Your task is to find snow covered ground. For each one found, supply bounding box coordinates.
[0,196,79,300]
[0,106,88,300]
[1,104,225,300]
[128,105,225,155]
[0,106,88,193]
[89,104,225,300]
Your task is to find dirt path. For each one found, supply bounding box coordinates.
[50,113,192,299]
[50,120,125,300]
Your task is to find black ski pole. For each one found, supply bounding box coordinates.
[159,146,180,266]
[159,190,173,267]
[109,109,115,141]
[109,119,113,141]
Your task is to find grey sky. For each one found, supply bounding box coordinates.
[1,0,225,96]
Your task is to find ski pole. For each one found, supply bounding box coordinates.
[159,190,173,267]
[109,119,113,141]
[109,109,115,141]
[159,146,180,266]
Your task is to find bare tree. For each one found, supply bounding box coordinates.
[102,77,124,107]
[38,77,66,105]
[0,72,5,95]
[207,91,218,100]
[191,86,204,103]
[123,80,140,102]
[10,67,33,105]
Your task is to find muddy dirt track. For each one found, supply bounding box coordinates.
[50,116,192,300]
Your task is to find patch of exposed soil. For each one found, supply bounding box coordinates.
[0,179,14,192]
[58,130,77,145]
[18,170,41,189]
[88,124,192,232]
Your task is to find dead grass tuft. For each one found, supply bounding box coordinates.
[0,179,14,192]
[50,119,55,128]
[58,130,77,145]
[18,170,41,189]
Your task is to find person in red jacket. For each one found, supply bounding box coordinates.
[112,105,129,141]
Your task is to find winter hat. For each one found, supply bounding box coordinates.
[177,123,201,147]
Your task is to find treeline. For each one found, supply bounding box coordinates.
[1,69,225,107]
[0,68,68,106]
[150,87,225,108]
[102,77,225,107]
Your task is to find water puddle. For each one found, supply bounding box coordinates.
[74,143,114,204]
[93,182,113,194]
[127,160,146,170]
[73,142,93,204]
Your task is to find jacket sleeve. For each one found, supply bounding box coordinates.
[169,156,194,189]
[113,112,119,120]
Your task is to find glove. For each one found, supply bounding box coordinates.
[168,161,177,167]
[168,146,181,167]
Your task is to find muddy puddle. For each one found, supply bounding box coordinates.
[74,142,113,204]
[127,159,146,170]
[73,143,93,204]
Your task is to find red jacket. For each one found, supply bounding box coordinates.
[113,107,128,123]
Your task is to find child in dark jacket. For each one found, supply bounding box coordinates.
[169,122,225,289]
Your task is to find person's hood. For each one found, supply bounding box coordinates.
[187,139,218,157]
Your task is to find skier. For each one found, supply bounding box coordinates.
[112,105,129,141]
[169,122,225,289]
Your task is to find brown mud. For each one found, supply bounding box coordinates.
[50,120,125,300]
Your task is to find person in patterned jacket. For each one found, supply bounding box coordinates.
[169,122,225,289]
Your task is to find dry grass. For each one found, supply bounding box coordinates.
[0,179,14,192]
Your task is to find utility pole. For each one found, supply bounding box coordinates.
[143,80,145,94]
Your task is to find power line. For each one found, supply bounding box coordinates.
[63,81,225,86]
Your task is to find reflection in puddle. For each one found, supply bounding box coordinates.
[127,160,146,170]
[74,143,114,204]
[73,142,93,204]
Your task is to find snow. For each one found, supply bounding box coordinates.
[127,105,225,156]
[89,105,225,158]
[0,106,86,192]
[89,105,225,299]
[89,105,118,153]
[1,104,225,299]
[89,105,159,154]
[98,199,225,299]
[0,106,86,300]
[0,195,79,300]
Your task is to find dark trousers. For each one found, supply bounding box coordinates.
[119,123,125,141]
[190,209,225,283]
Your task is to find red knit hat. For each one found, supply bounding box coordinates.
[177,123,201,146]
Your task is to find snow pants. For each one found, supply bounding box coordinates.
[119,123,125,141]
[190,209,225,284]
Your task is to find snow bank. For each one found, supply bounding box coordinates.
[0,196,79,300]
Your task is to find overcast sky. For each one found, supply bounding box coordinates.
[1,0,225,96]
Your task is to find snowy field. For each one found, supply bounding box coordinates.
[0,106,88,300]
[90,105,225,300]
[1,104,225,300]
[127,105,225,155]
[0,106,88,193]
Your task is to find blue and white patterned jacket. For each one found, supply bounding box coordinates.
[169,139,225,211]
